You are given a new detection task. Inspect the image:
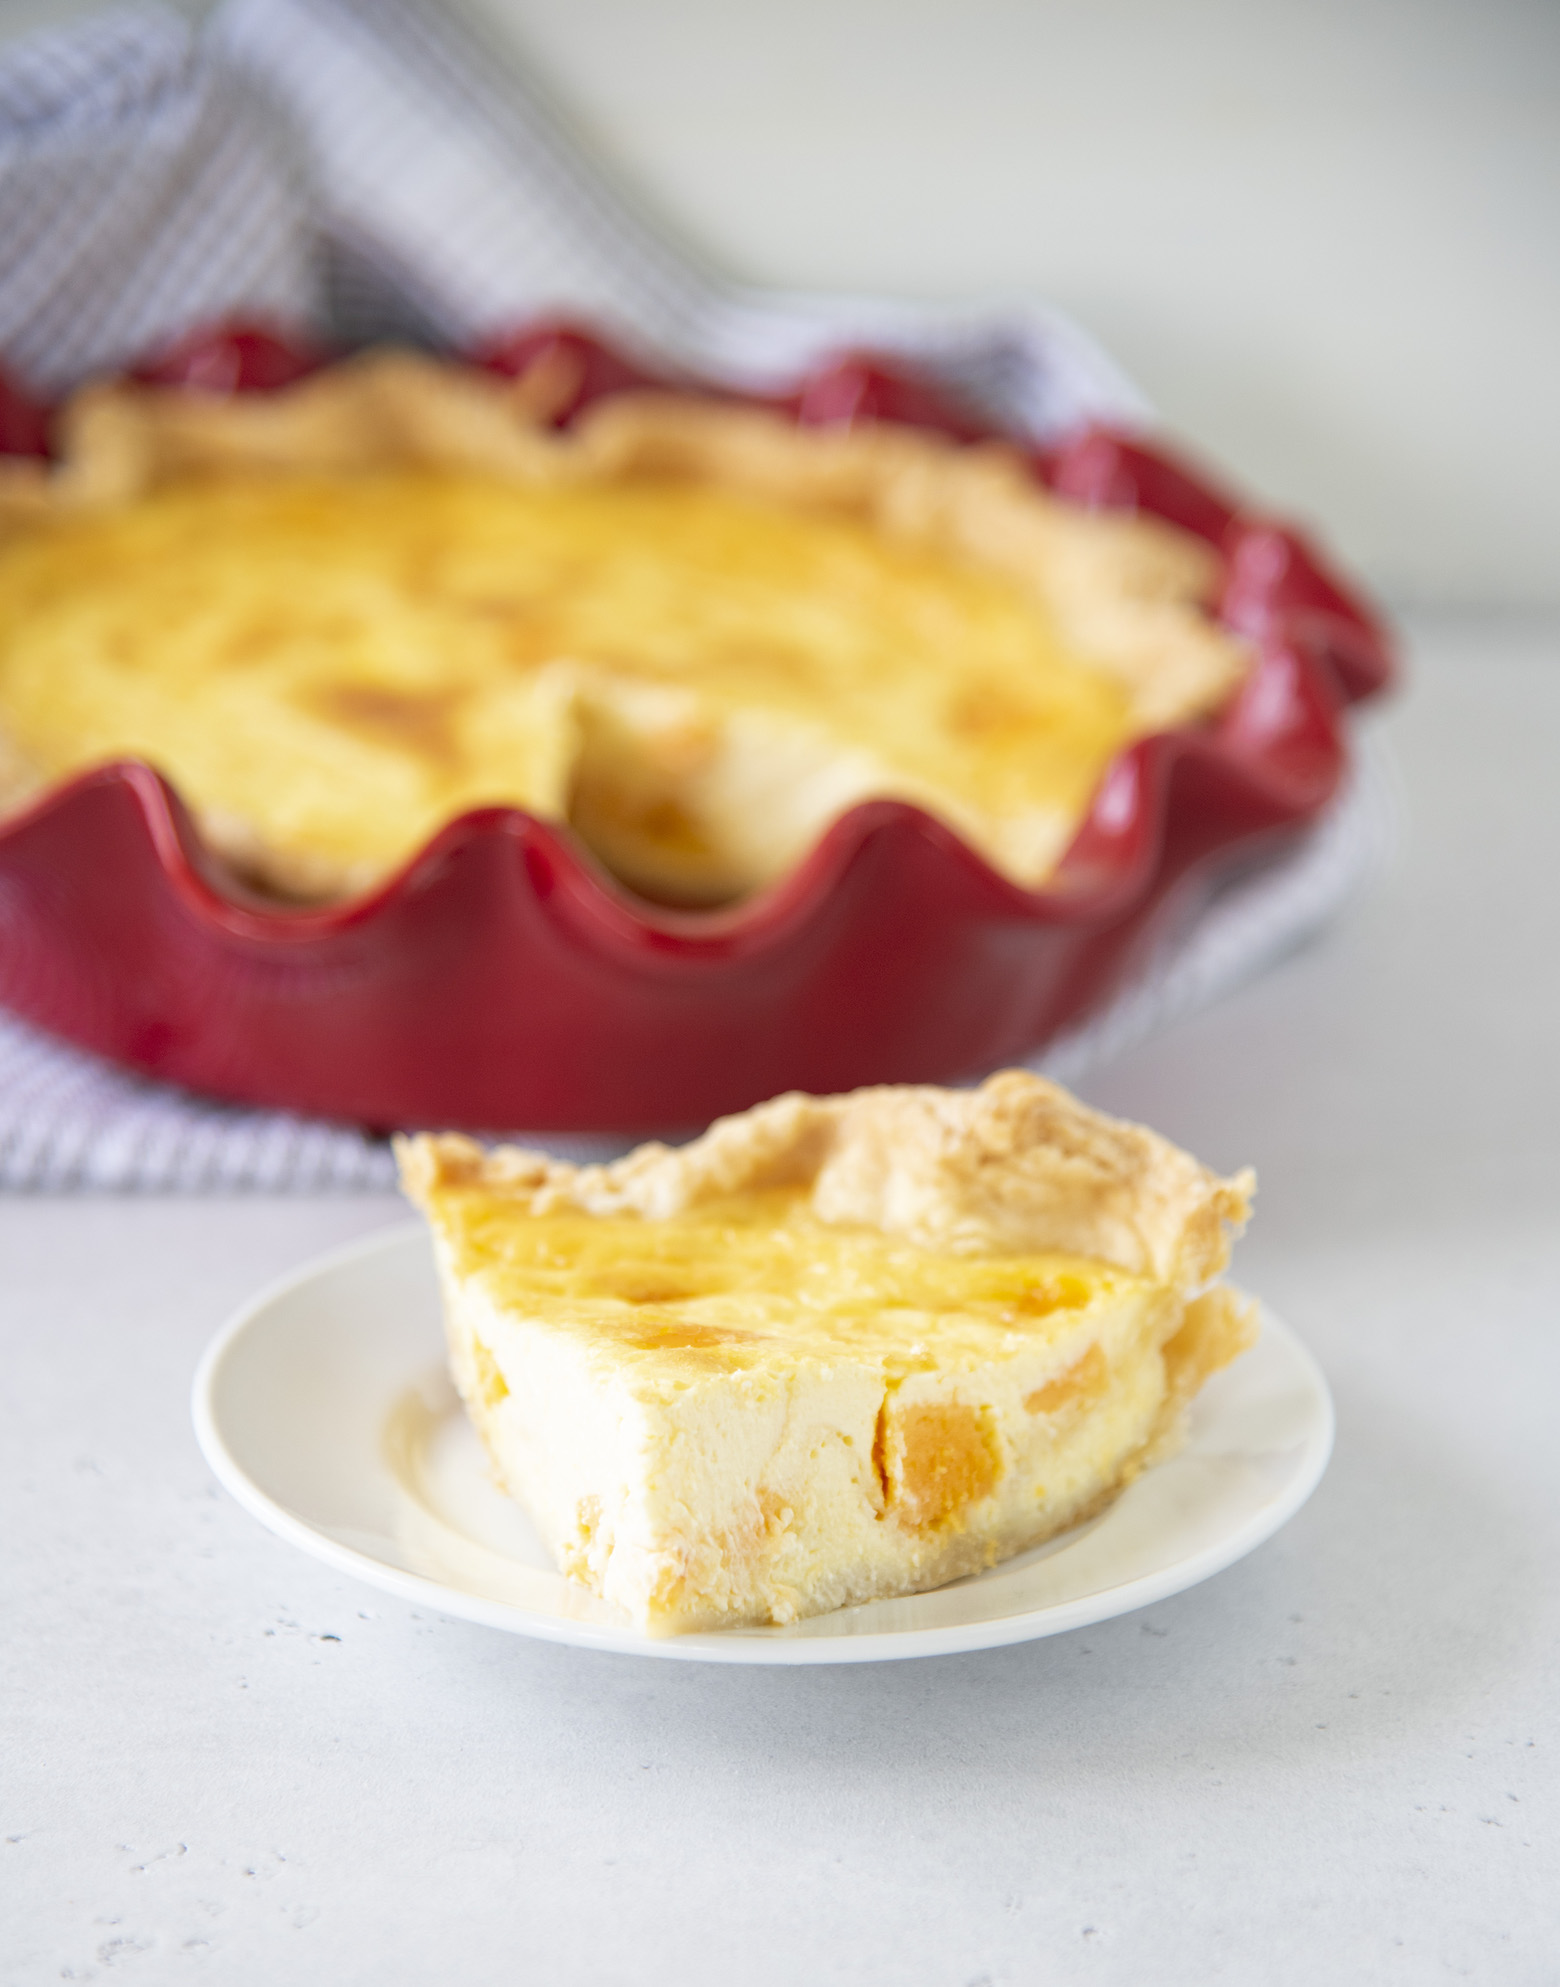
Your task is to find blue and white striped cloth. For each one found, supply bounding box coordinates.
[0,0,1390,1189]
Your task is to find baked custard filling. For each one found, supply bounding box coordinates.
[0,472,1134,901]
[0,354,1246,905]
[399,1071,1257,1635]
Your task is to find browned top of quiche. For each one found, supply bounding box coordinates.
[0,353,1245,903]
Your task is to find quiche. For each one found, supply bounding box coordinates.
[0,351,1246,905]
[397,1070,1256,1635]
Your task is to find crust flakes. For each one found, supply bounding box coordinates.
[395,1068,1253,1292]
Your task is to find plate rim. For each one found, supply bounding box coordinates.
[192,1222,1334,1666]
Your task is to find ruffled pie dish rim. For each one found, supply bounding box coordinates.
[0,322,1394,1132]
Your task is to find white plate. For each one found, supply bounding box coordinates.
[192,1225,1333,1665]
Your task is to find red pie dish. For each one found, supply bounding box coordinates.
[0,324,1392,1133]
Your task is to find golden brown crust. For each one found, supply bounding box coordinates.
[0,351,1247,897]
[1129,1281,1261,1476]
[47,351,578,500]
[395,1068,1253,1292]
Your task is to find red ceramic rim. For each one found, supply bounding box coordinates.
[0,321,1394,1131]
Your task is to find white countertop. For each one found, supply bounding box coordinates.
[4,607,1558,1984]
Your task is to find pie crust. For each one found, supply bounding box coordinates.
[398,1070,1256,1634]
[0,350,1247,905]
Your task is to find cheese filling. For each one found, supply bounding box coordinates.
[424,1177,1248,1633]
[0,470,1139,902]
[444,1183,1133,1374]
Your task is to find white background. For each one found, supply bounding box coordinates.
[4,0,1559,603]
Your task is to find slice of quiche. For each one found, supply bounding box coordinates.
[396,1071,1256,1635]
